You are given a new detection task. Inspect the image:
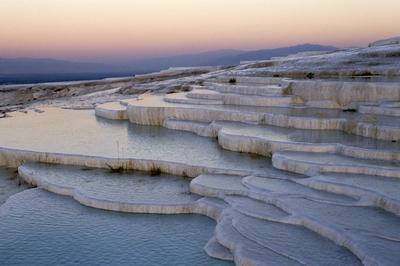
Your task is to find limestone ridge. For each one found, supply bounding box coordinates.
[0,38,400,265]
[369,36,400,47]
[92,39,400,265]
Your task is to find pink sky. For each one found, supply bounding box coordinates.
[1,0,399,63]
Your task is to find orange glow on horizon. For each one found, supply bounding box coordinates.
[0,0,399,62]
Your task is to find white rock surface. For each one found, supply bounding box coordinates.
[272,151,400,178]
[2,37,400,266]
[190,174,400,266]
[164,92,223,105]
[122,94,400,141]
[369,36,400,47]
[18,163,201,214]
[95,102,127,120]
[359,102,400,117]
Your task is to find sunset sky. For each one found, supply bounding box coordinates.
[1,0,399,63]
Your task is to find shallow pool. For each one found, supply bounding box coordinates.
[0,108,269,172]
[0,189,232,266]
[0,167,27,204]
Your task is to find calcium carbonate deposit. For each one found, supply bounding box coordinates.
[0,38,399,266]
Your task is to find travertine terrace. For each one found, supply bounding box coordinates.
[1,38,400,265]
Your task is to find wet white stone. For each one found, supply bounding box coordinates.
[122,95,400,141]
[18,163,201,214]
[164,119,219,137]
[186,88,296,107]
[215,122,400,162]
[359,102,400,117]
[164,92,223,105]
[298,173,400,215]
[239,175,400,266]
[204,237,234,261]
[204,82,286,96]
[95,102,128,120]
[212,76,284,86]
[190,174,249,198]
[226,196,289,221]
[272,151,400,178]
[214,214,301,266]
[232,211,361,266]
[290,80,400,108]
[187,88,224,100]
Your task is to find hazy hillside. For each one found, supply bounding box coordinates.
[124,49,245,73]
[0,44,337,84]
[0,58,120,74]
[126,44,337,71]
[208,44,338,65]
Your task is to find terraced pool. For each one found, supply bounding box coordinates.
[0,189,231,266]
[0,108,269,174]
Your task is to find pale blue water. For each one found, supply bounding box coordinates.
[0,108,269,174]
[0,189,232,266]
[0,168,28,204]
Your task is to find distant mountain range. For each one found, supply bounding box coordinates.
[0,44,337,84]
[206,44,338,65]
[121,44,337,72]
[0,58,116,75]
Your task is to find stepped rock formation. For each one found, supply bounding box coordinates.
[1,38,400,265]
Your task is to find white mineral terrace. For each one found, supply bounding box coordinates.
[1,41,400,266]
